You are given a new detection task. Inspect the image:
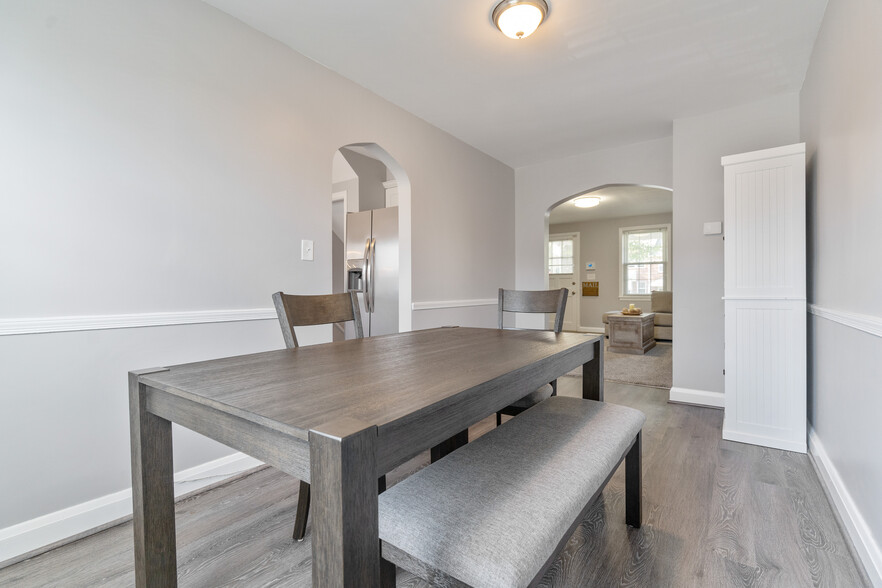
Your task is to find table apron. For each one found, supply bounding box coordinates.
[147,387,311,483]
[377,342,594,472]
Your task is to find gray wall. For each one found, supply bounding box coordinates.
[801,0,882,579]
[550,212,673,329]
[0,0,514,533]
[671,94,800,399]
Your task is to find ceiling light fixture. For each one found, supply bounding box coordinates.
[573,196,601,208]
[492,0,548,40]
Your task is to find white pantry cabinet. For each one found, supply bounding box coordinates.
[721,143,806,453]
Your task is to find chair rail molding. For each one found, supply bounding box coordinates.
[0,308,277,336]
[411,299,497,311]
[809,304,882,339]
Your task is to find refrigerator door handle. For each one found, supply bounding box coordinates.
[362,238,372,312]
[367,237,376,313]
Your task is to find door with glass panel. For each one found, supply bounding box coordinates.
[547,233,580,331]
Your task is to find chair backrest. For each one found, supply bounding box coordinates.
[272,291,363,349]
[497,288,568,333]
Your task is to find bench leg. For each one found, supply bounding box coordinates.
[625,431,642,528]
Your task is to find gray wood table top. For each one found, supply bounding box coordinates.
[140,326,596,441]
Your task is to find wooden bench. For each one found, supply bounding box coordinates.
[378,396,645,588]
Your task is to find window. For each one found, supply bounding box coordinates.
[619,224,670,297]
[548,237,574,274]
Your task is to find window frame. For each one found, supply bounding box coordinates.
[618,223,671,300]
[547,234,575,275]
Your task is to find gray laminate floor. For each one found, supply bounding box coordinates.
[0,380,869,587]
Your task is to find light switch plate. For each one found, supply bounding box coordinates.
[703,221,722,235]
[301,239,314,261]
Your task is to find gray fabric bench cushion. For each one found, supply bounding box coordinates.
[507,383,554,408]
[378,396,646,588]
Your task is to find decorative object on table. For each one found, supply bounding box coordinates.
[621,305,641,315]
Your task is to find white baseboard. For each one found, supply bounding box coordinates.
[808,426,882,586]
[0,452,263,567]
[579,326,604,334]
[721,425,806,453]
[668,386,724,408]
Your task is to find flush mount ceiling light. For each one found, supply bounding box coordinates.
[573,195,601,208]
[492,0,549,40]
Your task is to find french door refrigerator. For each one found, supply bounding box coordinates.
[345,207,399,336]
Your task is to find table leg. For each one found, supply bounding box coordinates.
[310,418,386,587]
[129,371,177,587]
[582,336,604,401]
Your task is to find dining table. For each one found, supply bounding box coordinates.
[129,326,604,587]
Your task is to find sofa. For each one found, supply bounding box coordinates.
[602,290,672,341]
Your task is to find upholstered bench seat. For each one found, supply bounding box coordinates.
[378,396,646,588]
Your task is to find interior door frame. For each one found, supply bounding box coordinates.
[548,232,581,331]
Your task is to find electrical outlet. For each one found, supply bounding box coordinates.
[301,239,314,261]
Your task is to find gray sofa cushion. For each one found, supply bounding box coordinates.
[653,312,673,327]
[651,290,672,313]
[378,396,646,588]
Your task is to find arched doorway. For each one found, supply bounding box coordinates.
[331,143,412,337]
[545,184,673,334]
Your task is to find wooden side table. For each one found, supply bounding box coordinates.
[608,313,656,355]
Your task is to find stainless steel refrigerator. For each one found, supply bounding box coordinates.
[345,207,399,336]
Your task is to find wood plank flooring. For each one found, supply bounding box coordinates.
[0,379,868,587]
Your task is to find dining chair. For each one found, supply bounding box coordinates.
[272,291,384,541]
[496,287,568,426]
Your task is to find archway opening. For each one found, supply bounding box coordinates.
[331,143,412,339]
[545,183,672,335]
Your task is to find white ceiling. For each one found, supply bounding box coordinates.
[549,185,672,224]
[204,0,827,168]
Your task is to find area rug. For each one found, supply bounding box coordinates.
[566,340,672,389]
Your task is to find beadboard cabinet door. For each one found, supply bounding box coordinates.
[722,143,806,453]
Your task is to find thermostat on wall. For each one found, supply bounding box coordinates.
[585,261,596,270]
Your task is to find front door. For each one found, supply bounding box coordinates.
[548,233,580,331]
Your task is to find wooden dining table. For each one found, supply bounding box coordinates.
[129,326,604,587]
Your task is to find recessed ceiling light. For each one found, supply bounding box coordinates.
[573,196,600,208]
[492,0,549,40]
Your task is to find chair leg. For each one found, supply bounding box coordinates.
[430,430,469,463]
[294,475,386,541]
[550,379,558,396]
[293,480,310,541]
[625,432,642,528]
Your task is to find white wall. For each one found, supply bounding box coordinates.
[670,94,800,404]
[0,0,514,554]
[550,212,673,329]
[801,0,882,581]
[514,138,673,327]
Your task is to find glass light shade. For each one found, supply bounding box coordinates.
[573,196,601,208]
[494,1,547,39]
